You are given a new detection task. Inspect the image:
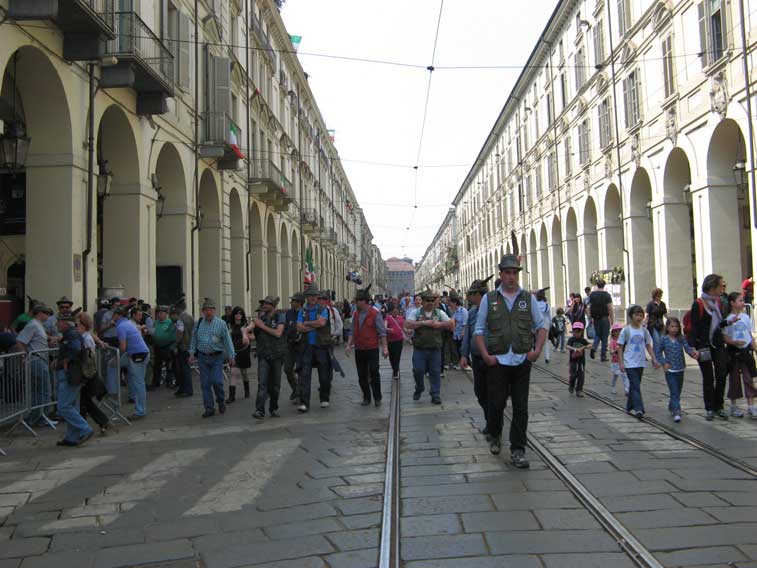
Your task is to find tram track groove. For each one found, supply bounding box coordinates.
[379,374,401,568]
[533,362,757,478]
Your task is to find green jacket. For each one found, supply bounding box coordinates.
[485,289,534,355]
[412,309,444,350]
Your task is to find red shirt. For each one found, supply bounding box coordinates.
[353,308,380,350]
[386,315,405,342]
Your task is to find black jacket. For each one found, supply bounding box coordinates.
[689,298,726,350]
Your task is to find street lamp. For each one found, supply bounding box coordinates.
[97,161,112,198]
[682,184,692,206]
[733,159,748,203]
[0,122,31,172]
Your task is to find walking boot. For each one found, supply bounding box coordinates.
[226,386,236,404]
[243,380,250,399]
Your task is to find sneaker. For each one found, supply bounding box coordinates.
[490,437,502,455]
[297,404,308,413]
[413,390,422,401]
[320,401,330,409]
[253,410,264,420]
[589,348,596,360]
[56,439,79,447]
[289,392,298,401]
[600,357,608,362]
[628,409,638,417]
[545,359,550,364]
[392,373,399,380]
[705,410,715,421]
[636,411,645,420]
[431,396,442,405]
[576,391,584,398]
[673,414,682,423]
[270,410,280,418]
[717,410,729,420]
[78,430,94,446]
[611,388,617,395]
[511,449,530,469]
[730,406,745,418]
[748,408,757,419]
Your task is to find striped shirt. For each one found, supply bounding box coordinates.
[189,316,235,358]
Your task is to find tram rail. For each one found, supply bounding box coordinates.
[533,362,757,478]
[378,373,401,568]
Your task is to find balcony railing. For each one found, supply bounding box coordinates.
[201,112,243,169]
[250,11,275,68]
[105,11,174,95]
[301,209,319,234]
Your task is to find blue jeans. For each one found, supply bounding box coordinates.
[625,367,645,413]
[256,356,283,413]
[57,376,93,443]
[412,348,442,397]
[198,352,225,411]
[665,370,684,413]
[592,317,610,359]
[126,354,149,416]
[556,332,566,351]
[27,358,52,424]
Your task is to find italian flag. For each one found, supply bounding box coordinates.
[304,246,315,284]
[229,124,244,159]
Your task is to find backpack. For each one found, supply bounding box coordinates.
[330,306,343,337]
[682,298,705,340]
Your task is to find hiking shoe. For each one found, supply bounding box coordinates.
[56,439,78,447]
[253,410,264,420]
[576,391,584,398]
[511,449,530,469]
[731,406,745,418]
[717,410,729,420]
[320,401,330,409]
[218,404,226,414]
[270,410,280,418]
[673,414,682,423]
[297,404,308,413]
[361,398,371,406]
[413,390,422,401]
[202,410,215,418]
[374,399,382,407]
[705,410,715,421]
[431,396,442,405]
[589,348,596,360]
[568,386,574,394]
[490,438,501,455]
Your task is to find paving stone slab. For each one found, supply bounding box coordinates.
[324,528,379,552]
[19,550,94,568]
[191,529,268,552]
[400,474,467,487]
[485,529,619,554]
[337,513,381,531]
[201,531,333,568]
[532,509,602,530]
[244,558,326,568]
[460,511,539,533]
[333,496,382,516]
[399,514,462,538]
[655,545,749,566]
[636,523,757,550]
[401,533,488,560]
[402,480,525,499]
[614,507,718,528]
[403,555,542,567]
[599,493,680,513]
[49,528,144,552]
[0,537,50,559]
[490,491,581,511]
[262,518,342,539]
[321,547,377,568]
[144,517,222,542]
[92,539,195,568]
[670,492,730,508]
[402,495,493,516]
[541,552,637,567]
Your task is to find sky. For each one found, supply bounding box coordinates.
[280,0,559,264]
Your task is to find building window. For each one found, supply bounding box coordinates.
[535,164,543,199]
[575,47,586,90]
[534,108,540,140]
[524,174,532,209]
[547,152,557,190]
[560,72,568,109]
[546,92,554,125]
[578,119,591,166]
[559,39,564,62]
[617,0,631,35]
[598,97,612,148]
[564,135,573,177]
[698,0,727,67]
[662,34,676,98]
[594,19,605,67]
[623,69,641,128]
[522,117,530,150]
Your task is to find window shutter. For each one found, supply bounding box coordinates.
[214,56,231,142]
[179,11,191,89]
[635,70,642,123]
[698,2,709,67]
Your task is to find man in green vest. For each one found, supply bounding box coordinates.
[251,295,287,419]
[404,289,455,404]
[150,306,176,390]
[474,254,548,469]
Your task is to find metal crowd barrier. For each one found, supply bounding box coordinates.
[0,352,31,455]
[97,345,130,425]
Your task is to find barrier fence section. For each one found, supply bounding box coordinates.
[0,352,32,455]
[26,348,61,434]
[97,345,130,425]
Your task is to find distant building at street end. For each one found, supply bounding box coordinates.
[385,257,415,297]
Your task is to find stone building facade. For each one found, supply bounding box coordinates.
[0,0,382,317]
[426,0,757,311]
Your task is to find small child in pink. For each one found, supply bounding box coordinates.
[609,323,629,396]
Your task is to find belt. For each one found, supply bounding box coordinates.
[200,351,223,356]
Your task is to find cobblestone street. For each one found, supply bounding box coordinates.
[2,348,757,567]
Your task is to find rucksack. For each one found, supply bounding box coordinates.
[682,298,705,339]
[80,347,97,380]
[330,306,343,337]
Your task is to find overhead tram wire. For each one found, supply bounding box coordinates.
[404,0,445,253]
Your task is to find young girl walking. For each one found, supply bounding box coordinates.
[618,305,660,418]
[654,317,698,422]
[385,303,407,380]
[723,292,757,418]
[551,308,567,353]
[566,322,590,397]
[609,323,628,396]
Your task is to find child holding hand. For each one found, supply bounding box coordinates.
[654,317,698,422]
[618,304,660,418]
[566,322,590,397]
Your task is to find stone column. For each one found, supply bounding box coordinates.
[624,213,654,305]
[250,238,266,304]
[655,201,695,310]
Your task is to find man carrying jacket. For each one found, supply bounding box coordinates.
[346,285,389,407]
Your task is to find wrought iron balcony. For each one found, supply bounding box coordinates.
[249,159,292,211]
[9,0,116,60]
[100,10,174,114]
[200,112,244,170]
[250,11,275,68]
[301,209,319,235]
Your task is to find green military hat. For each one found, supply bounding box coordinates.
[201,298,216,309]
[420,289,437,301]
[498,253,523,271]
[32,303,53,316]
[303,285,320,297]
[467,275,493,295]
[289,292,306,303]
[354,284,372,302]
[259,295,280,307]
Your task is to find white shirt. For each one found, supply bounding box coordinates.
[618,326,653,368]
[724,313,754,349]
[406,308,451,323]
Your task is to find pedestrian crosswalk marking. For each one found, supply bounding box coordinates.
[184,438,300,516]
[40,449,208,531]
[1,456,113,504]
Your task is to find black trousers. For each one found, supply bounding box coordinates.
[152,345,174,386]
[174,349,193,395]
[355,348,382,401]
[256,356,283,413]
[699,347,728,411]
[569,357,585,391]
[80,381,109,428]
[486,360,531,451]
[299,344,332,407]
[471,354,488,423]
[284,344,301,397]
[388,340,403,375]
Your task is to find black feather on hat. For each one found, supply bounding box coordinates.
[467,275,493,295]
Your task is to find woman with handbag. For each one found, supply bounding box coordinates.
[76,312,111,434]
